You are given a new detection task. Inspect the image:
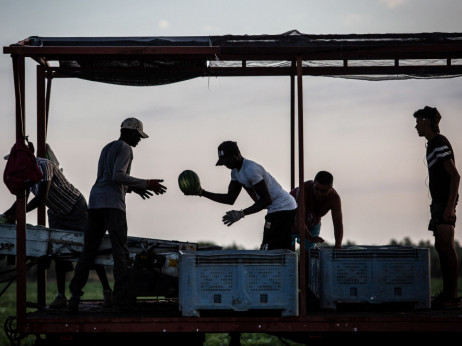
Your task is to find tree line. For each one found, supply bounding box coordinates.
[215,238,462,279]
[1,238,460,281]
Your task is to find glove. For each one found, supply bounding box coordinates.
[147,179,167,195]
[132,188,154,200]
[222,210,245,227]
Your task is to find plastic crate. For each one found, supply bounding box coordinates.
[308,245,430,310]
[179,250,298,316]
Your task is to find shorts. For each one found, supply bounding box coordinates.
[428,202,456,234]
[292,223,321,250]
[261,209,296,250]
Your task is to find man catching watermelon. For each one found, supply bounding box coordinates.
[181,141,297,250]
[68,117,167,312]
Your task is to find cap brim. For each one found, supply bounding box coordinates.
[216,158,225,166]
[138,130,149,138]
[4,154,9,160]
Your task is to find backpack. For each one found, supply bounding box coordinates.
[3,139,43,196]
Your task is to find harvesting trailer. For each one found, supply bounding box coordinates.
[2,31,462,345]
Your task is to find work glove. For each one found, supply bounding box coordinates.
[147,179,167,195]
[222,210,245,227]
[132,188,154,200]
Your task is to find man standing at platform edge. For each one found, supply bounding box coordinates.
[414,106,461,309]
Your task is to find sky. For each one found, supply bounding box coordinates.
[1,0,462,250]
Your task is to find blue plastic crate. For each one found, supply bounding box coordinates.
[179,250,298,316]
[309,245,430,310]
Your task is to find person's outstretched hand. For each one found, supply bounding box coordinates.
[132,188,154,200]
[147,179,167,195]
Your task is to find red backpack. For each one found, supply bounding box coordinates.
[3,139,43,196]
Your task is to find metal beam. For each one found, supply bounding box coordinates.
[296,57,306,316]
[36,65,48,308]
[12,54,27,322]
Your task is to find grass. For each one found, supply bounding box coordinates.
[1,278,460,346]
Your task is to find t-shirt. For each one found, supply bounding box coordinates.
[231,158,297,213]
[427,134,457,204]
[89,140,147,211]
[32,158,81,215]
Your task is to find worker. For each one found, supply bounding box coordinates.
[186,141,297,250]
[290,171,343,250]
[68,117,167,312]
[2,143,113,308]
[414,106,461,309]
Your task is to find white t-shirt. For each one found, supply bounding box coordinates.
[231,159,297,214]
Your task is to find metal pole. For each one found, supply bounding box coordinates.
[37,66,46,216]
[296,57,306,315]
[290,60,296,190]
[46,73,52,130]
[37,65,47,308]
[12,54,27,322]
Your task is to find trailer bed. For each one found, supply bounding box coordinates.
[16,299,462,345]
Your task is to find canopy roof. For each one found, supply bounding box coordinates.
[5,30,462,85]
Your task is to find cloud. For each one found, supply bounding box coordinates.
[379,0,407,9]
[159,20,170,30]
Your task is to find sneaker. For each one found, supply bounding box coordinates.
[67,295,80,311]
[49,294,67,309]
[103,289,113,308]
[431,291,446,309]
[432,292,462,310]
[441,298,462,310]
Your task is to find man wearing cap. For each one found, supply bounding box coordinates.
[414,106,460,309]
[68,117,167,312]
[188,141,297,250]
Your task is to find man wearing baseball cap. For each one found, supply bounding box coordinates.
[414,106,461,309]
[187,140,297,250]
[68,117,167,312]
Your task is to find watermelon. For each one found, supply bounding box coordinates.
[178,170,201,195]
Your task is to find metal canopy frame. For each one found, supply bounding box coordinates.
[3,32,462,335]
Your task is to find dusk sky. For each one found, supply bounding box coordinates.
[1,0,462,250]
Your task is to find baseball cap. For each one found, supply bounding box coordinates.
[216,141,240,166]
[121,117,149,138]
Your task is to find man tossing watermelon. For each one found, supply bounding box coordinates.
[179,141,297,250]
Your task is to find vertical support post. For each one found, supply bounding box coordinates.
[12,54,27,322]
[290,61,296,190]
[46,73,52,129]
[37,66,47,219]
[37,65,47,308]
[296,57,306,316]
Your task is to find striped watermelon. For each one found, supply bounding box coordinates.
[178,170,201,195]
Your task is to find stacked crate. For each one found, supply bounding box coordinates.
[309,245,430,310]
[179,250,298,316]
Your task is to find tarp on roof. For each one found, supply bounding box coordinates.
[20,31,462,86]
[28,35,212,86]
